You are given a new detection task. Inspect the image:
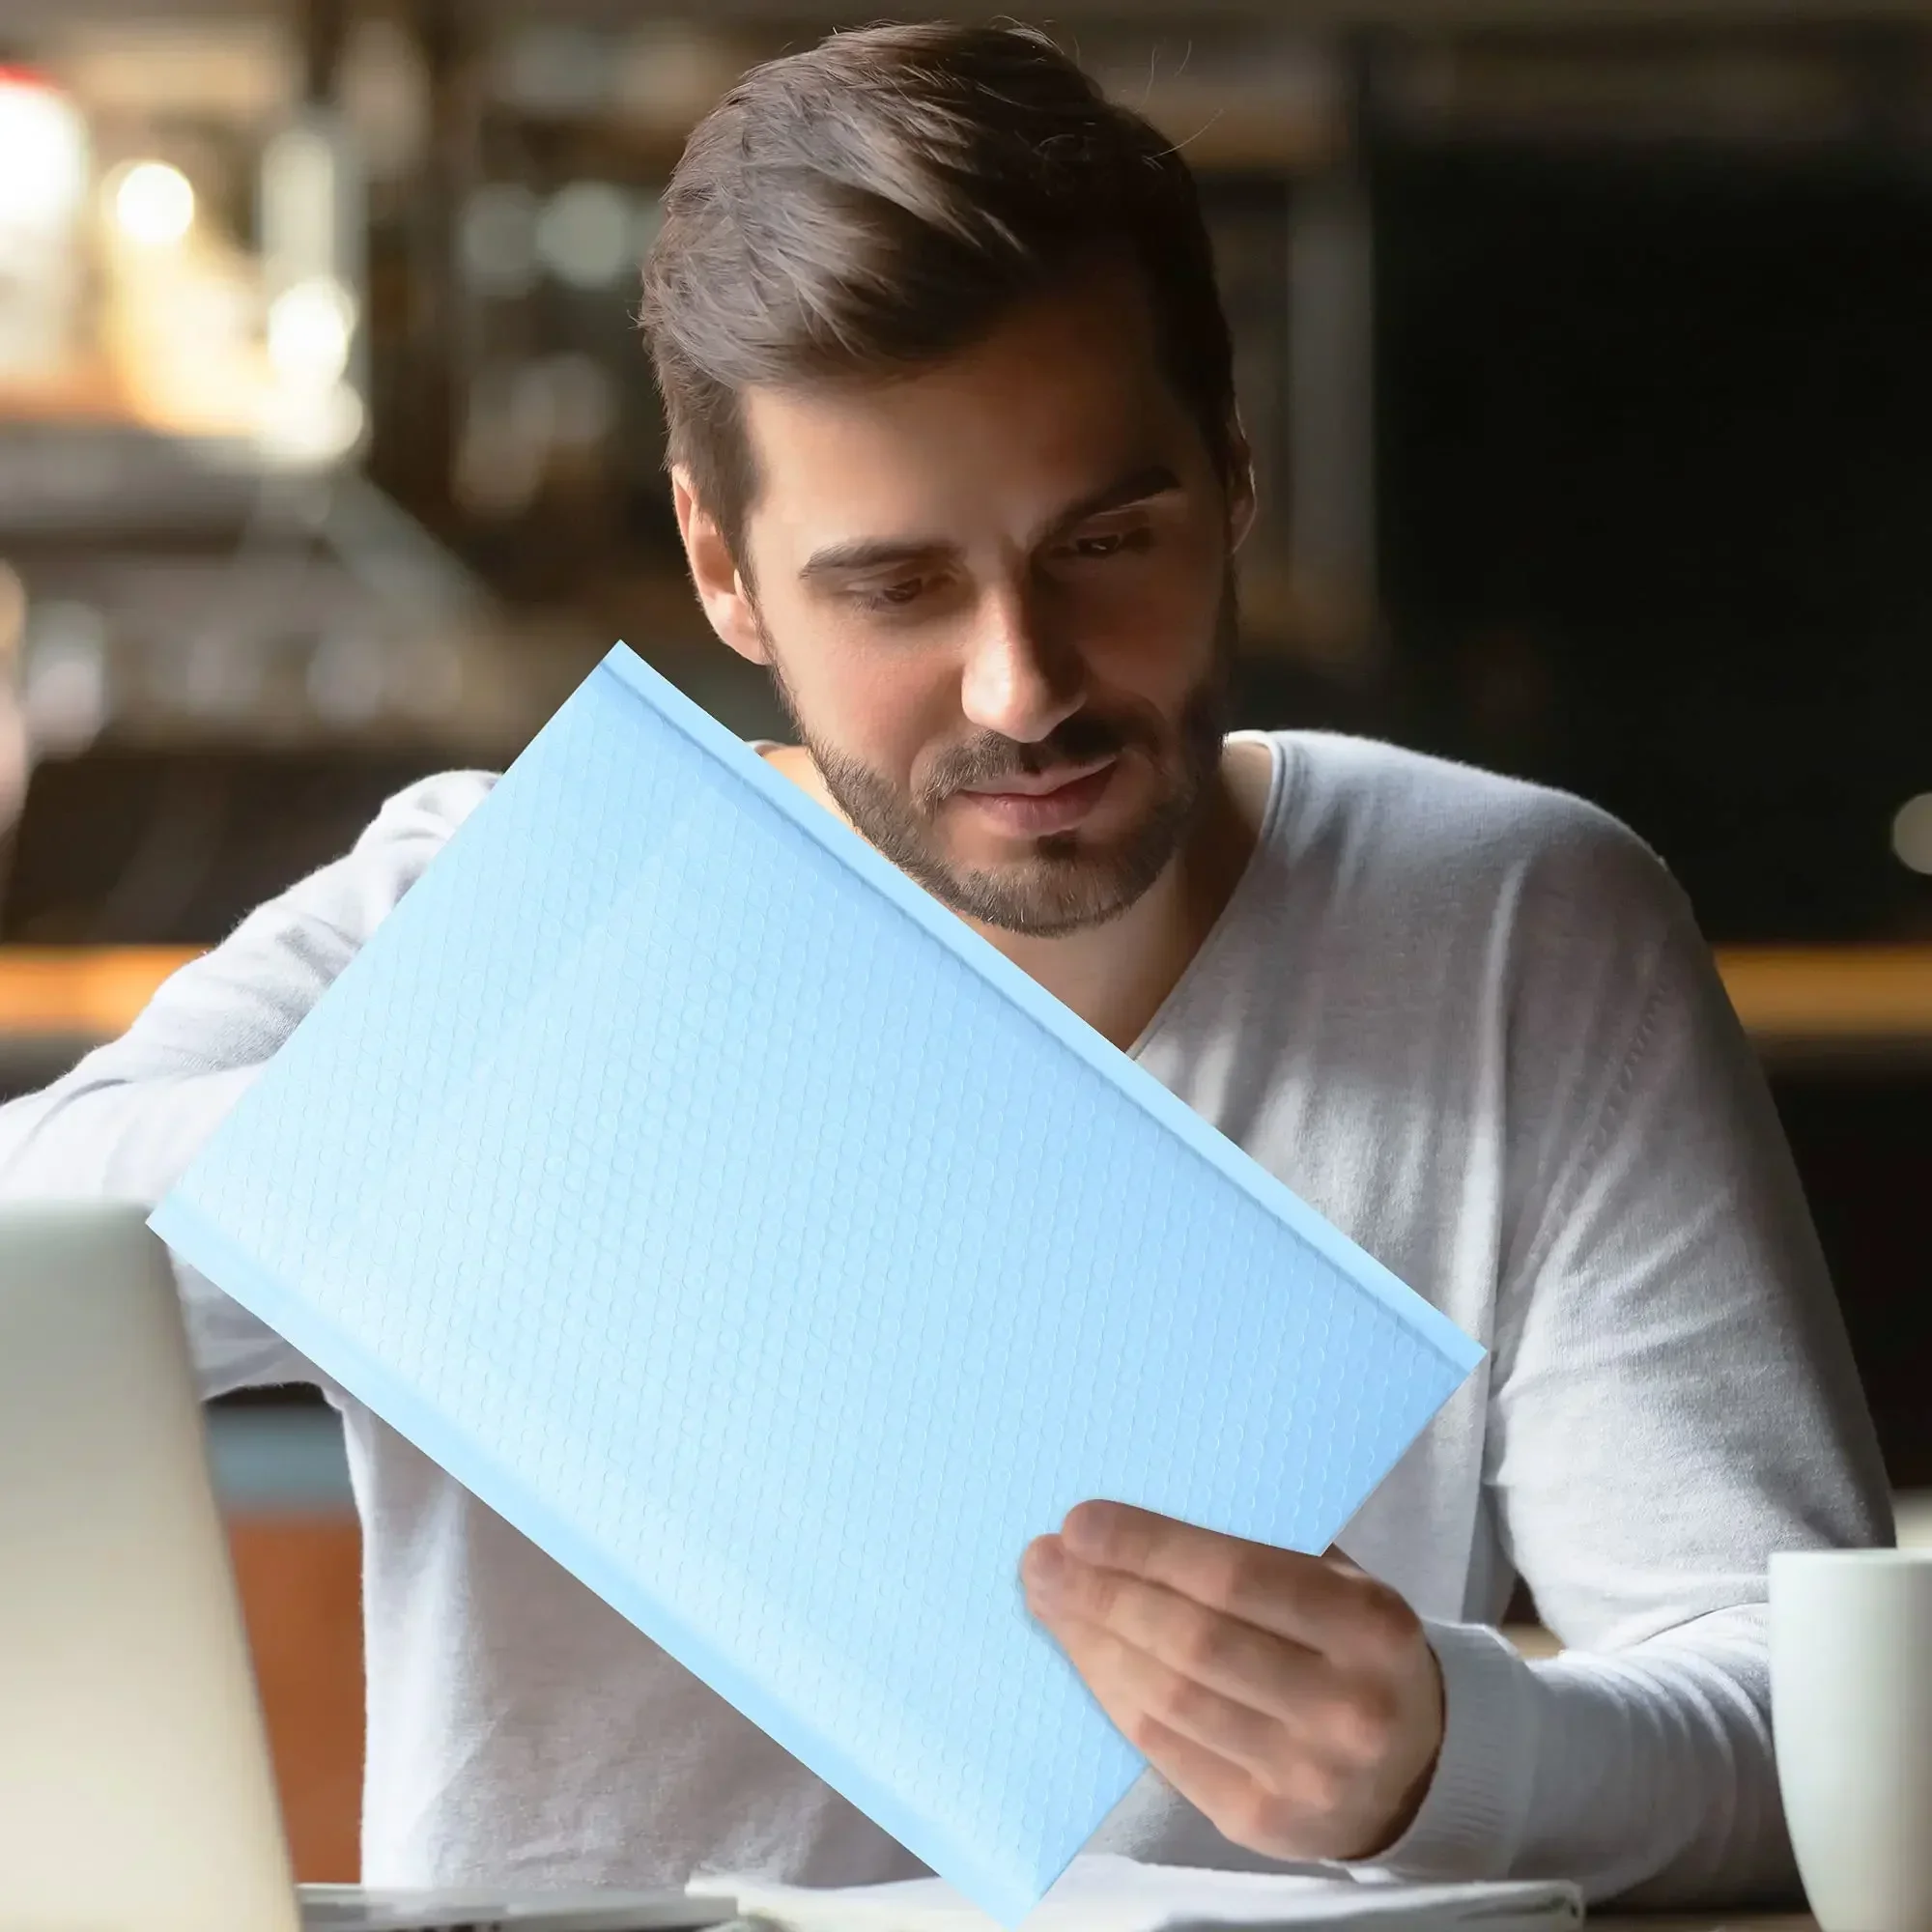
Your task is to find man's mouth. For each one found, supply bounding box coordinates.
[953,756,1121,836]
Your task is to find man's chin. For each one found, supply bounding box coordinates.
[808,726,1221,936]
[921,840,1166,936]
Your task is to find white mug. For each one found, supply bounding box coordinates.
[1770,1549,1932,1932]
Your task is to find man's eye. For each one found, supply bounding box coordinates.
[1063,527,1150,560]
[854,576,932,611]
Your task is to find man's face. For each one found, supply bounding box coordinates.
[695,265,1250,937]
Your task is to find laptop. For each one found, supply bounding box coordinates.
[0,1200,744,1932]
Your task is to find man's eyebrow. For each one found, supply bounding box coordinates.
[1041,463,1182,537]
[795,463,1183,584]
[799,534,954,582]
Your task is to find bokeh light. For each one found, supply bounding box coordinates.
[110,160,196,247]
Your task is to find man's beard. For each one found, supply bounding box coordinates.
[762,576,1239,938]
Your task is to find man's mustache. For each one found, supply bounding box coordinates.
[923,711,1157,801]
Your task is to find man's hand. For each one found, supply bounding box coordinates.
[1020,1501,1444,1864]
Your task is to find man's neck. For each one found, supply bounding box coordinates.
[759,739,1273,1052]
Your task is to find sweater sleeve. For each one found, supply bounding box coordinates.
[0,770,496,1398]
[1350,819,1894,1904]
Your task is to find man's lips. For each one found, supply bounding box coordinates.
[959,756,1117,800]
[952,757,1121,835]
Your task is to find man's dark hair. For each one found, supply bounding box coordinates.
[638,20,1236,565]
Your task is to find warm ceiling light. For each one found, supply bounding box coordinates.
[0,71,88,231]
[267,275,357,386]
[111,160,196,247]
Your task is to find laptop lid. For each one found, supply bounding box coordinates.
[299,1886,748,1930]
[0,1200,303,1932]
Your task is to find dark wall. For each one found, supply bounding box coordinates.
[1376,143,1932,947]
[1775,1068,1932,1491]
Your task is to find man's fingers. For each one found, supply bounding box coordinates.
[1046,1613,1287,1780]
[1026,1547,1324,1723]
[1045,1618,1318,1861]
[1056,1503,1360,1651]
[1127,1714,1311,1861]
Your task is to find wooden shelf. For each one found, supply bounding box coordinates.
[0,947,200,1036]
[1717,946,1932,1048]
[0,943,1927,1049]
[0,942,1927,1044]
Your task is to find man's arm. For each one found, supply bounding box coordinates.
[1039,819,1891,1904]
[0,770,494,1398]
[1338,824,1893,1901]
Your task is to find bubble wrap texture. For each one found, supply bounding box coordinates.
[151,642,1484,1927]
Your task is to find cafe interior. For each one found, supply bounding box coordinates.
[0,0,1927,1885]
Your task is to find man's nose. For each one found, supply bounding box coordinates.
[957,584,1086,746]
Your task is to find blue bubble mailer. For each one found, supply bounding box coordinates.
[150,641,1484,1926]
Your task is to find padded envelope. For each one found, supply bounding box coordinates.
[151,641,1485,1926]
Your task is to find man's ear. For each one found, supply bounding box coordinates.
[1224,413,1259,554]
[671,469,770,666]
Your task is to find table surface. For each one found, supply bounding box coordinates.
[1594,1919,1814,1930]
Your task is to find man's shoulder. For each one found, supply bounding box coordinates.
[231,769,503,957]
[354,768,501,855]
[1266,731,1686,936]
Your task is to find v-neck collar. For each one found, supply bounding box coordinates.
[1125,731,1293,1064]
[752,729,1297,1065]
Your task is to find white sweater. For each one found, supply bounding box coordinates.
[0,729,1891,1906]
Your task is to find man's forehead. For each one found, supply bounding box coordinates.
[746,267,1170,453]
[736,313,1190,560]
[742,418,1183,578]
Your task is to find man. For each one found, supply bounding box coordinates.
[0,18,1889,1910]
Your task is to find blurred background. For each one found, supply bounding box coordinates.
[0,0,1927,1881]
